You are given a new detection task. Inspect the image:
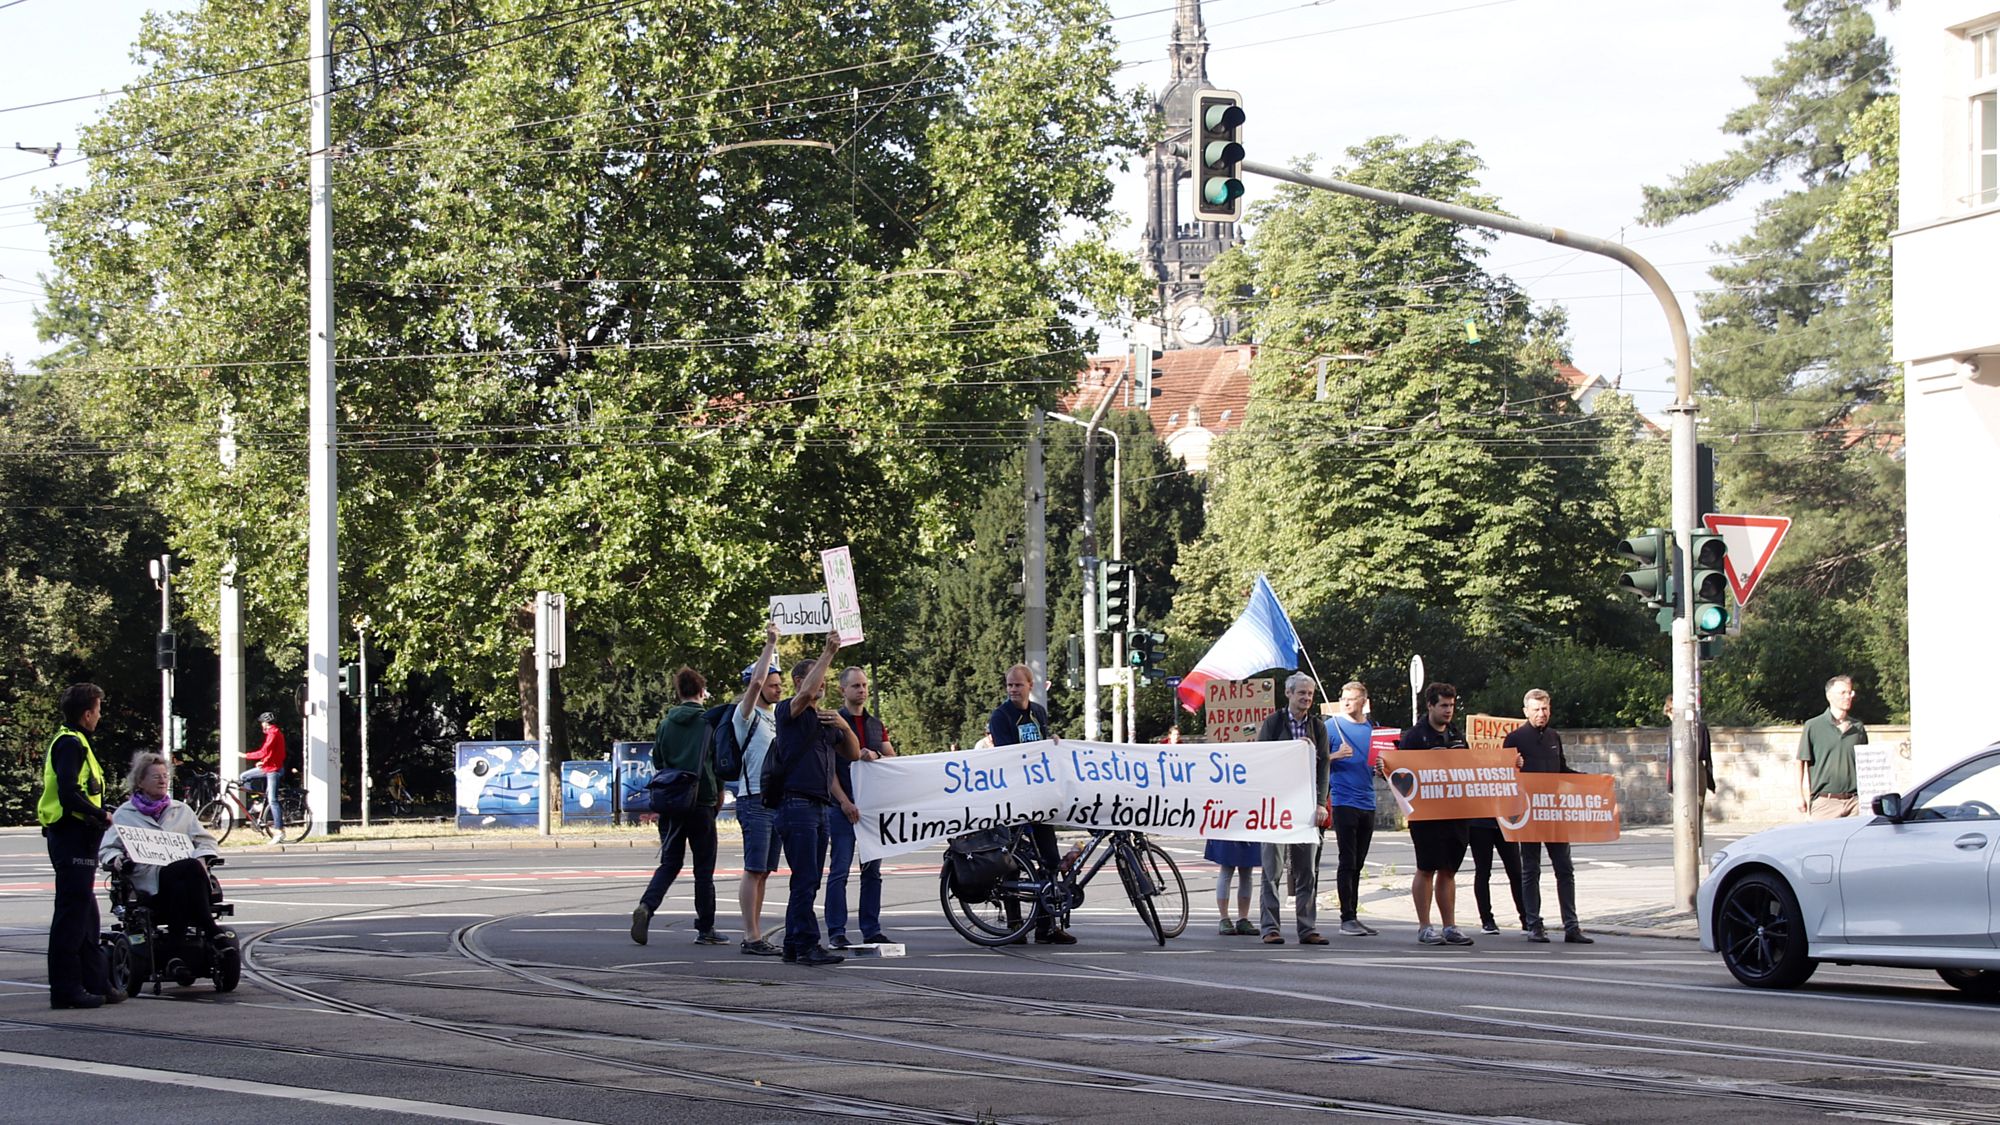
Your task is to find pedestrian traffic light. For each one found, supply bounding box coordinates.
[1099,560,1136,633]
[155,630,176,671]
[338,662,360,696]
[1615,529,1673,611]
[1127,630,1168,681]
[1689,532,1731,640]
[1192,88,1245,222]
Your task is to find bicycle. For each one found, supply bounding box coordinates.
[192,770,314,844]
[375,770,418,818]
[941,825,1187,947]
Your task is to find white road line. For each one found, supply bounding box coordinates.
[0,1050,607,1122]
[1464,1005,1925,1044]
[374,931,449,937]
[227,899,391,907]
[409,969,505,977]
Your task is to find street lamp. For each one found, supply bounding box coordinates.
[1047,411,1133,741]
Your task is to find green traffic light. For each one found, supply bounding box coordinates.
[1693,604,1728,633]
[1201,177,1244,205]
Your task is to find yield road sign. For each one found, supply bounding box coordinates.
[1699,514,1792,606]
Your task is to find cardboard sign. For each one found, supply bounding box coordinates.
[850,738,1319,862]
[769,592,835,636]
[1379,747,1526,821]
[820,546,864,645]
[1467,714,1526,752]
[1204,678,1275,743]
[116,825,196,867]
[1498,773,1622,843]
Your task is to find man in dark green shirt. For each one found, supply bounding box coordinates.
[1797,674,1867,820]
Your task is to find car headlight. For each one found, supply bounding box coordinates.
[1707,849,1727,866]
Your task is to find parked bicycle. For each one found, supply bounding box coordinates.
[941,825,1187,947]
[190,770,314,844]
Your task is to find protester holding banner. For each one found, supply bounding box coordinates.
[771,633,861,966]
[1505,689,1593,944]
[101,751,223,940]
[1399,683,1476,947]
[630,667,725,948]
[1325,681,1379,937]
[987,664,1073,945]
[733,624,786,957]
[825,666,895,948]
[1254,674,1331,946]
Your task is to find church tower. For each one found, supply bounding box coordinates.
[1140,0,1241,351]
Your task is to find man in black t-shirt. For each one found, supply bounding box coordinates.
[1399,683,1475,947]
[770,633,861,966]
[987,664,1073,945]
[1504,688,1592,943]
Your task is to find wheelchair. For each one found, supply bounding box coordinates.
[99,856,241,997]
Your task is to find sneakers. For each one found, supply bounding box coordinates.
[49,992,104,1010]
[1441,926,1475,946]
[1299,932,1330,945]
[1479,918,1500,935]
[1526,925,1550,943]
[629,906,651,946]
[1564,927,1595,944]
[692,930,728,946]
[797,945,845,966]
[863,932,892,944]
[1218,918,1237,935]
[1033,928,1078,945]
[1234,918,1258,936]
[740,938,782,956]
[1338,918,1377,937]
[1417,925,1445,945]
[827,934,851,950]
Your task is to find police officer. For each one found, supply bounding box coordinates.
[40,683,119,1009]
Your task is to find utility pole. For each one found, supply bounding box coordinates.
[357,618,371,828]
[1231,154,1702,908]
[218,407,245,783]
[534,591,566,836]
[1051,409,1126,739]
[1025,410,1049,709]
[147,553,174,760]
[304,0,342,833]
[1078,367,1129,741]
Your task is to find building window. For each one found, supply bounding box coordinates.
[1976,25,2000,207]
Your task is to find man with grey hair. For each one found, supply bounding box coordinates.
[1797,674,1867,820]
[1505,688,1592,943]
[1253,672,1332,945]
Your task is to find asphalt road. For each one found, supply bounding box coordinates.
[3,829,1997,1124]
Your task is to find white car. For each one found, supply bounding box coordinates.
[1697,741,2000,994]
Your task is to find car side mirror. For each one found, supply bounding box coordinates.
[1872,792,1904,821]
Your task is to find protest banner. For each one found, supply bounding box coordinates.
[1379,747,1527,822]
[1367,726,1399,769]
[1497,773,1622,843]
[1203,678,1275,743]
[1467,713,1526,752]
[849,738,1319,863]
[820,546,864,645]
[1854,742,1895,814]
[768,592,834,636]
[116,825,196,867]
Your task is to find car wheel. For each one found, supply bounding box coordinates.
[1716,870,1817,989]
[1937,968,2000,998]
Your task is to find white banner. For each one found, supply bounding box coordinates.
[117,825,196,867]
[850,738,1320,862]
[820,546,864,646]
[768,592,834,636]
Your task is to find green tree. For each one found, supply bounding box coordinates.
[1640,0,1905,719]
[1172,137,1636,707]
[37,0,1149,745]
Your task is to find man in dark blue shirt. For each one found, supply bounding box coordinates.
[1399,683,1475,947]
[825,666,895,948]
[770,632,860,966]
[987,664,1074,945]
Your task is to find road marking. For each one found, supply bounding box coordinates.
[374,930,449,937]
[226,899,390,907]
[409,969,504,977]
[0,1049,603,1122]
[1465,1005,1926,1043]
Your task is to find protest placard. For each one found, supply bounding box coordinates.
[849,738,1318,863]
[768,592,834,636]
[820,546,864,645]
[116,825,196,867]
[1467,713,1526,752]
[1203,678,1275,743]
[1379,747,1527,822]
[1854,742,1895,814]
[1497,773,1622,843]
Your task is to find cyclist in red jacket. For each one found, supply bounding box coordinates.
[241,712,288,840]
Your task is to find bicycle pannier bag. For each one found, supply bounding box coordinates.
[945,826,1018,899]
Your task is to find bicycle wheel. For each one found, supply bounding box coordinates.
[938,866,1037,947]
[277,788,313,842]
[1115,841,1165,946]
[198,800,234,845]
[1141,841,1189,939]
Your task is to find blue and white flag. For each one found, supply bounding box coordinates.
[1176,574,1301,713]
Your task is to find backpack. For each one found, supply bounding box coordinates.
[630,768,698,817]
[706,703,755,783]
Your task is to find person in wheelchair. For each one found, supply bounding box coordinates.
[100,751,224,940]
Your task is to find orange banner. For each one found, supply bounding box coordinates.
[1497,773,1621,843]
[1466,713,1525,752]
[1379,747,1527,821]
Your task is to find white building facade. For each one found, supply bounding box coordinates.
[1895,2,2000,769]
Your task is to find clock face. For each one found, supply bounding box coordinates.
[1175,303,1216,345]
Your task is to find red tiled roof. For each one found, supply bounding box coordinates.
[1066,345,1257,438]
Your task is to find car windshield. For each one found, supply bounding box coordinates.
[1906,753,2000,821]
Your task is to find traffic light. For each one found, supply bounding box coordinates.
[1192,88,1245,222]
[1689,532,1731,640]
[1134,345,1164,402]
[1615,529,1673,611]
[338,662,361,696]
[1127,630,1168,682]
[1063,633,1082,691]
[1099,560,1136,633]
[155,630,176,671]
